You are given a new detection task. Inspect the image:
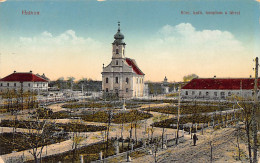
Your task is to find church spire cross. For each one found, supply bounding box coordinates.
[118,21,120,31]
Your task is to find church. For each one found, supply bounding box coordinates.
[101,23,145,98]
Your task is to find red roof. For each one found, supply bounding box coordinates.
[182,78,260,90]
[125,58,145,75]
[0,72,48,82]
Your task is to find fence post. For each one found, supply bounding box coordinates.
[99,151,103,161]
[190,126,192,139]
[195,124,197,133]
[80,155,84,163]
[116,143,120,155]
[201,124,204,135]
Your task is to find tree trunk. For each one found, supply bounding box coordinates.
[162,127,165,148]
[135,122,137,144]
[246,122,252,163]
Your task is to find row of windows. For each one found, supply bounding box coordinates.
[136,78,143,84]
[0,83,46,87]
[106,77,129,84]
[105,88,129,93]
[105,77,144,84]
[186,91,240,97]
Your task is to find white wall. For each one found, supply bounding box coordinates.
[181,89,258,100]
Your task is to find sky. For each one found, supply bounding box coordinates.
[0,0,259,82]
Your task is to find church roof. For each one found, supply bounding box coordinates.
[0,72,48,82]
[125,58,145,75]
[182,78,260,90]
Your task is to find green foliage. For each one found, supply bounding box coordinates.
[81,110,153,124]
[152,112,242,132]
[0,132,68,155]
[144,104,229,115]
[183,74,199,82]
[0,120,106,132]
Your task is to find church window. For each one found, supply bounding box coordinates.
[116,77,119,83]
[126,77,129,84]
[116,60,118,65]
[106,78,109,83]
[116,49,119,54]
[126,88,128,92]
[106,88,108,92]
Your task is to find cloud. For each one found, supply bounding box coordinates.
[0,0,6,2]
[19,30,103,54]
[146,23,244,58]
[142,23,249,81]
[11,30,106,80]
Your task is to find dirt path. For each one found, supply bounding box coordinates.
[132,127,247,163]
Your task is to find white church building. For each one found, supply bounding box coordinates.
[101,23,145,98]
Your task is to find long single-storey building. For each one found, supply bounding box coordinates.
[0,71,49,93]
[181,78,260,100]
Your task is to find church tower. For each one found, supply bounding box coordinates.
[102,22,145,99]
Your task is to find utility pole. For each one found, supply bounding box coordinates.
[176,84,181,144]
[252,57,258,163]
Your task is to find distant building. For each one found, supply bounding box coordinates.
[181,78,260,100]
[101,22,145,98]
[0,71,49,93]
[161,76,169,94]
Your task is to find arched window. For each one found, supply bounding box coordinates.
[116,77,119,83]
[106,78,109,83]
[126,77,129,84]
[116,49,119,54]
[116,60,118,65]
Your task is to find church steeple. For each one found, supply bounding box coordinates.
[113,21,126,45]
[112,22,126,59]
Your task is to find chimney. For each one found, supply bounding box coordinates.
[250,75,252,78]
[214,75,216,79]
[13,71,16,73]
[29,70,32,73]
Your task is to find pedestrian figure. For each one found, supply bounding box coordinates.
[193,134,198,146]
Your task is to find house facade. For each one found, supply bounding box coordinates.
[101,23,145,98]
[181,78,260,100]
[0,71,49,93]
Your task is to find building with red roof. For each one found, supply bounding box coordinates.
[181,78,260,100]
[101,23,145,98]
[0,71,49,93]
